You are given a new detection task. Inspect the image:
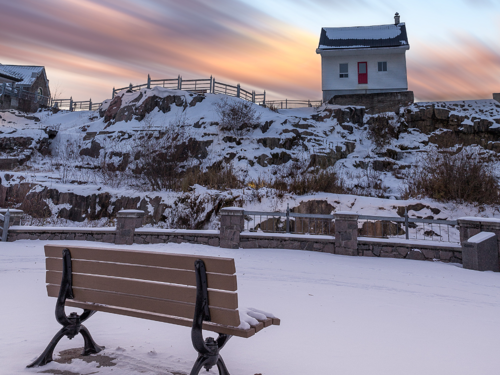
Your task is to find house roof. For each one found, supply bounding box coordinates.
[318,23,409,50]
[0,65,46,86]
[0,66,23,83]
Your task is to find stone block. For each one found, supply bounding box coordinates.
[39,234,50,241]
[396,247,409,256]
[208,238,220,247]
[151,237,163,244]
[103,234,115,243]
[256,239,269,248]
[439,251,453,261]
[462,232,499,272]
[363,250,375,257]
[240,240,257,249]
[407,250,425,260]
[197,237,209,244]
[323,243,335,254]
[421,249,437,259]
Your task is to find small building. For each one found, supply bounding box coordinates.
[0,65,51,111]
[316,13,410,102]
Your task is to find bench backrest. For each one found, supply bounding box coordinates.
[45,245,241,330]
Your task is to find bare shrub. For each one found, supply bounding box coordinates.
[402,149,500,204]
[214,98,261,135]
[266,104,279,113]
[367,114,398,148]
[179,162,242,192]
[269,160,346,195]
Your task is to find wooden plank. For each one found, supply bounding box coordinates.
[45,245,235,275]
[63,300,255,338]
[249,321,264,333]
[47,284,240,327]
[260,318,272,328]
[272,318,281,326]
[46,258,237,291]
[46,271,238,310]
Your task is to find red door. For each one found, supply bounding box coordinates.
[358,62,368,84]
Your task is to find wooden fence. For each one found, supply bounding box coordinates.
[113,75,267,105]
[51,98,103,112]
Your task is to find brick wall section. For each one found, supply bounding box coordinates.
[240,233,334,253]
[329,91,414,114]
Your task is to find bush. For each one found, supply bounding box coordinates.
[402,149,500,204]
[214,98,261,135]
[179,162,242,192]
[367,114,398,148]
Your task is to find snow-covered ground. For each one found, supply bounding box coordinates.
[2,240,499,374]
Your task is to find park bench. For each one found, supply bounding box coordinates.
[28,244,280,374]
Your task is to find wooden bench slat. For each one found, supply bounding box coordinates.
[47,284,240,327]
[45,245,236,275]
[272,318,281,326]
[45,258,237,292]
[46,271,238,310]
[250,321,264,333]
[260,318,272,327]
[63,300,256,338]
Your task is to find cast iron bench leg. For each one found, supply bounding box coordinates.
[27,249,102,368]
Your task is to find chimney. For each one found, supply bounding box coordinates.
[394,12,400,25]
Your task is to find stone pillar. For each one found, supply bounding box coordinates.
[334,212,359,256]
[462,232,499,272]
[115,210,145,245]
[458,217,500,269]
[493,93,500,102]
[0,209,23,225]
[220,208,245,249]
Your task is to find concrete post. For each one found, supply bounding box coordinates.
[462,232,499,272]
[334,212,359,256]
[0,209,23,225]
[220,208,245,249]
[115,209,145,245]
[458,217,500,270]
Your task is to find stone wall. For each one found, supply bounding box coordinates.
[358,239,462,263]
[7,227,117,243]
[328,91,414,114]
[240,233,334,253]
[134,229,220,247]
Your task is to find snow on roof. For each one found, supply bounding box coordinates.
[0,65,45,86]
[318,23,409,50]
[0,66,23,82]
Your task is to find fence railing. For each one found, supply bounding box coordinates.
[242,207,459,243]
[0,210,10,242]
[265,99,322,109]
[1,83,51,106]
[113,75,267,105]
[52,98,102,112]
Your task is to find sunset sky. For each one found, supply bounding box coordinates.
[1,0,499,102]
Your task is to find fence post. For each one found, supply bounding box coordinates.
[212,77,215,94]
[1,210,10,242]
[263,90,266,106]
[178,75,182,90]
[404,207,409,240]
[236,84,240,98]
[286,203,290,233]
[1,82,5,96]
[112,87,115,99]
[69,97,73,112]
[210,75,213,94]
[252,91,255,103]
[128,83,133,91]
[334,212,359,256]
[147,74,151,89]
[89,98,92,111]
[286,99,288,109]
[220,208,245,249]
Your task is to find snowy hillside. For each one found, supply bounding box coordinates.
[1,87,500,227]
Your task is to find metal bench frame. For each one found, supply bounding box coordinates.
[28,249,232,374]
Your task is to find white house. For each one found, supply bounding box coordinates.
[316,13,410,102]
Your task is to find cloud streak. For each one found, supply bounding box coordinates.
[0,0,497,102]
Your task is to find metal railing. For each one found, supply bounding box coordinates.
[265,99,322,109]
[244,205,334,235]
[0,210,10,242]
[358,212,459,243]
[113,75,266,105]
[242,207,459,243]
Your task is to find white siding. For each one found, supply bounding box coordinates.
[321,51,407,92]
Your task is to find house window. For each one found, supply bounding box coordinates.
[339,63,348,78]
[378,62,387,72]
[37,87,43,96]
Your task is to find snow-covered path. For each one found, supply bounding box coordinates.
[1,240,499,374]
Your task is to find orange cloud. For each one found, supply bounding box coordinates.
[408,37,500,101]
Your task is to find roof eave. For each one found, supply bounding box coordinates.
[317,45,409,55]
